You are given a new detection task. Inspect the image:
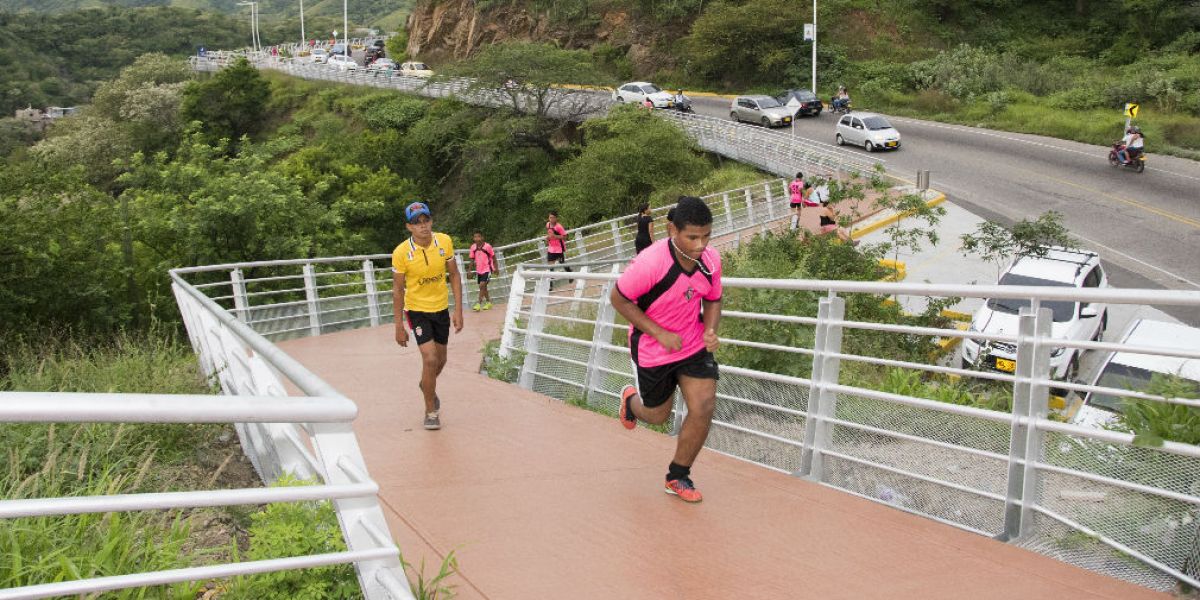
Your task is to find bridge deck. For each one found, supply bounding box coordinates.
[279,310,1167,600]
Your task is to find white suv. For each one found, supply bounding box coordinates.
[962,247,1109,382]
[327,54,357,71]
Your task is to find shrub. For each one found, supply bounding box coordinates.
[912,89,958,114]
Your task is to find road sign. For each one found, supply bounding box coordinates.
[804,23,815,42]
[1125,102,1139,118]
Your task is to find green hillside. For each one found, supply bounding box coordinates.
[0,0,413,28]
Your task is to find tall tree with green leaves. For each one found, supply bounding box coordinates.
[180,57,271,146]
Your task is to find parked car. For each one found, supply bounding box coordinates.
[1069,319,1200,430]
[330,43,350,57]
[730,95,793,127]
[962,247,1109,383]
[309,48,328,64]
[611,82,675,108]
[398,61,434,77]
[367,58,396,72]
[328,54,357,71]
[835,112,901,151]
[777,89,823,117]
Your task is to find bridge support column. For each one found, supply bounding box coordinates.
[1001,306,1052,542]
[798,294,845,481]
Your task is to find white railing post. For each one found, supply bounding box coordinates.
[362,259,380,327]
[536,239,547,261]
[1001,305,1053,542]
[609,220,626,258]
[722,193,734,230]
[518,276,551,390]
[584,280,617,406]
[573,230,585,260]
[456,249,470,310]
[302,263,322,336]
[744,188,756,223]
[798,294,846,481]
[494,249,510,304]
[765,182,776,220]
[230,268,249,322]
[498,268,526,359]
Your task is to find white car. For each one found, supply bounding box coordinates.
[835,112,902,152]
[1071,319,1200,430]
[310,48,328,64]
[612,81,674,108]
[398,61,434,77]
[962,247,1109,383]
[367,58,396,72]
[328,54,357,71]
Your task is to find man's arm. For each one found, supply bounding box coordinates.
[447,257,464,332]
[702,298,722,352]
[393,272,408,346]
[609,286,682,351]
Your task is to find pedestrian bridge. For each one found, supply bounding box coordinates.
[3,182,1200,599]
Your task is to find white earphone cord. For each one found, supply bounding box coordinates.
[669,237,712,277]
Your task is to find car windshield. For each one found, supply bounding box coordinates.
[986,274,1076,322]
[756,97,783,108]
[641,84,662,94]
[863,116,893,130]
[1088,363,1200,414]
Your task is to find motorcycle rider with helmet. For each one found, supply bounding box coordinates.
[1118,126,1144,165]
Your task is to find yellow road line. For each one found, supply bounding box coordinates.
[1030,170,1200,230]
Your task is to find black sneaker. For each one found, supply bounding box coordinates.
[423,412,441,430]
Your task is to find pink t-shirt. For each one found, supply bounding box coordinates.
[789,179,805,204]
[616,239,722,368]
[546,222,566,253]
[470,242,494,274]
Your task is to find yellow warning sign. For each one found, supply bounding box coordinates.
[1125,103,1140,118]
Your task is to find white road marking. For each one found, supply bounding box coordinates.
[1071,233,1200,290]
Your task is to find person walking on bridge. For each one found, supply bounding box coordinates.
[613,196,723,503]
[392,202,465,431]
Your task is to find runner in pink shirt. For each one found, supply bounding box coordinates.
[545,211,571,283]
[469,231,498,311]
[611,196,722,503]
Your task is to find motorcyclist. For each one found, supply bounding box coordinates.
[674,88,691,112]
[1117,126,1144,164]
[832,86,850,112]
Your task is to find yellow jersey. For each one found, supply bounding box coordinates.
[392,232,455,313]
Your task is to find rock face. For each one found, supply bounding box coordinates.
[405,0,659,69]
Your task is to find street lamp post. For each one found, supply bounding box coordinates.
[300,0,306,46]
[237,1,259,52]
[342,0,348,55]
[811,0,818,94]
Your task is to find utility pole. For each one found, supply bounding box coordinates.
[811,0,817,94]
[300,0,306,46]
[342,0,348,54]
[237,2,259,52]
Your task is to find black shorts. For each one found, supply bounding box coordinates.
[635,349,719,408]
[635,238,652,254]
[406,309,450,346]
[476,272,491,284]
[547,252,565,263]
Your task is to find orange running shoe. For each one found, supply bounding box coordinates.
[665,477,703,503]
[619,385,638,430]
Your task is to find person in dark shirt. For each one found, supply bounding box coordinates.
[634,203,654,254]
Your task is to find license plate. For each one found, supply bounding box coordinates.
[784,117,792,123]
[886,141,898,147]
[995,358,1016,372]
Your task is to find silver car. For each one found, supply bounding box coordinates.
[835,112,902,151]
[730,95,793,128]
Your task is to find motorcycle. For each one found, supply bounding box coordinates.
[1108,142,1146,173]
[672,94,694,113]
[829,97,852,115]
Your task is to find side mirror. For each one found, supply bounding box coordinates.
[1080,306,1098,318]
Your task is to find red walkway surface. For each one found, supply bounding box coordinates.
[279,309,1168,600]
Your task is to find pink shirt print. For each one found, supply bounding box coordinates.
[470,242,494,274]
[789,179,805,203]
[547,223,566,254]
[616,239,722,368]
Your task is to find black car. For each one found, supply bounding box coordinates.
[365,45,386,63]
[776,89,823,117]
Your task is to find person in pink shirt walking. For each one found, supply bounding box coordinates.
[611,196,722,503]
[469,231,498,311]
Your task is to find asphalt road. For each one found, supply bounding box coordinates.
[688,95,1200,303]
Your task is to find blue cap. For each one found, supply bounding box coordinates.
[405,201,431,223]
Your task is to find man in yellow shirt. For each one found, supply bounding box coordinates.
[392,202,464,430]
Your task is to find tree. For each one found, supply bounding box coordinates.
[681,0,806,87]
[180,57,271,145]
[534,104,710,225]
[960,211,1073,279]
[90,52,191,153]
[873,191,947,279]
[385,28,409,62]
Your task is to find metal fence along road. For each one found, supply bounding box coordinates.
[499,265,1200,592]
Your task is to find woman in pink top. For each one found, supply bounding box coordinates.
[469,231,498,311]
[611,196,723,503]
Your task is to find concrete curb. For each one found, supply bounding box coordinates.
[850,190,947,240]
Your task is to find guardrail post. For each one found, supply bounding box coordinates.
[518,276,551,390]
[536,239,547,261]
[1000,305,1053,542]
[744,188,756,223]
[584,280,617,406]
[456,249,470,310]
[498,269,526,359]
[722,193,734,230]
[764,182,776,220]
[573,230,585,260]
[494,249,510,304]
[302,263,322,336]
[230,268,249,322]
[798,294,846,481]
[362,259,380,327]
[609,220,626,258]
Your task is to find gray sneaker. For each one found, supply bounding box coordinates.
[423,412,441,430]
